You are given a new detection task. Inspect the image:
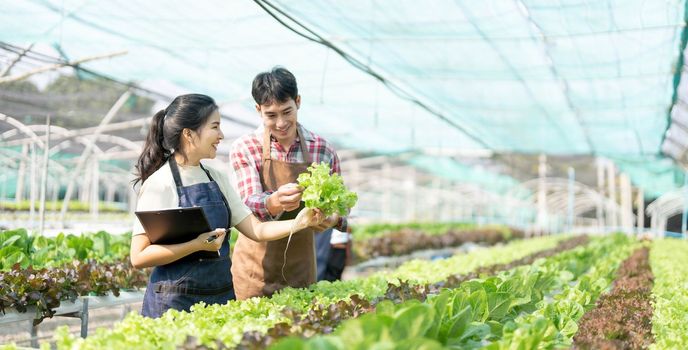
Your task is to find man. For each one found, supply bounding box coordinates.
[315,227,352,282]
[230,66,349,299]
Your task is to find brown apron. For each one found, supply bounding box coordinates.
[231,126,317,300]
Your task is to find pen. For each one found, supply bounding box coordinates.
[205,229,230,256]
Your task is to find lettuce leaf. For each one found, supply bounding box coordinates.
[297,162,358,216]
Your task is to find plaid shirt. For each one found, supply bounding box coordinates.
[230,124,348,231]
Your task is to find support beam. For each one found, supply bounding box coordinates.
[607,161,618,228]
[60,90,132,226]
[382,161,391,221]
[38,115,50,236]
[620,173,633,234]
[15,144,27,203]
[29,143,37,229]
[596,158,606,232]
[2,119,148,148]
[0,43,34,77]
[636,188,645,233]
[0,50,127,84]
[567,167,575,232]
[536,154,548,235]
[404,166,416,221]
[90,160,99,221]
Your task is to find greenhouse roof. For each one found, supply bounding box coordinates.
[409,155,520,194]
[1,0,687,195]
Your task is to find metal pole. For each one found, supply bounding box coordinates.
[106,183,116,203]
[3,118,149,147]
[620,173,633,235]
[537,154,548,235]
[29,320,38,348]
[651,214,658,238]
[404,167,416,221]
[0,50,127,84]
[79,163,90,203]
[91,160,99,220]
[29,142,37,230]
[39,115,50,236]
[596,157,605,233]
[382,161,391,221]
[607,160,618,230]
[683,173,688,239]
[80,297,89,338]
[16,144,27,203]
[51,181,59,209]
[0,173,5,203]
[121,304,132,320]
[636,189,644,234]
[567,167,575,233]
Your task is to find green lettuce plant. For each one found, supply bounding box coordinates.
[297,162,358,217]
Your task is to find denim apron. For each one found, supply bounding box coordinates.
[141,157,234,318]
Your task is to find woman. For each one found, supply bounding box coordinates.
[130,94,326,318]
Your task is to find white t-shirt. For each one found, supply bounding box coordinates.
[132,161,252,235]
[330,228,350,244]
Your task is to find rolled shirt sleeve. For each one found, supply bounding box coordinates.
[230,139,276,221]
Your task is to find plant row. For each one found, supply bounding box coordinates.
[0,229,143,323]
[350,222,479,240]
[0,259,148,323]
[268,234,636,349]
[484,234,637,349]
[0,200,127,213]
[51,236,565,349]
[234,235,589,349]
[572,246,654,349]
[352,226,522,262]
[0,223,514,270]
[0,223,518,322]
[648,239,688,349]
[0,229,131,271]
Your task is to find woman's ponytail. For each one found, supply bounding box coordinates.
[133,109,170,187]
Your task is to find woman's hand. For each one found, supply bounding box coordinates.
[195,228,226,252]
[307,210,339,232]
[292,208,323,232]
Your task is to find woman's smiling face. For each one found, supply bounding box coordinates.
[186,109,223,160]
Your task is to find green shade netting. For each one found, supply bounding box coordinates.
[1,0,687,197]
[408,155,520,193]
[611,156,686,198]
[267,0,686,156]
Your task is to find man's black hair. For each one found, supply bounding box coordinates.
[251,66,298,105]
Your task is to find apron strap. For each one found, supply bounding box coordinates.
[169,157,232,228]
[262,124,312,164]
[168,156,185,201]
[262,127,272,161]
[199,163,232,228]
[199,162,214,182]
[297,125,312,164]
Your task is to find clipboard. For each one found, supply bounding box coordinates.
[135,206,213,245]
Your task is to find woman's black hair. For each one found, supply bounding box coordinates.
[133,94,218,186]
